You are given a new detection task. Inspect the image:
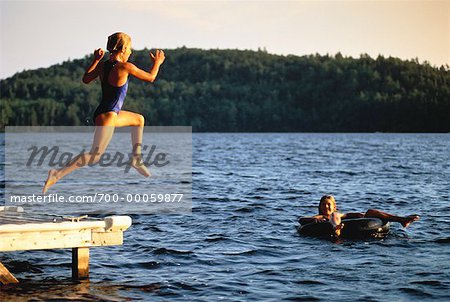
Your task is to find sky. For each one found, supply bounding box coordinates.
[0,0,449,79]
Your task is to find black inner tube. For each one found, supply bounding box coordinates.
[298,218,390,239]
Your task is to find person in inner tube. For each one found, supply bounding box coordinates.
[299,195,420,236]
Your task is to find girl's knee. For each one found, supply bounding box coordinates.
[137,114,145,126]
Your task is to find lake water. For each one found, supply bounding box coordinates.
[1,133,450,301]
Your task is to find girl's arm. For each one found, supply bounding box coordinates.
[298,215,327,225]
[82,48,104,84]
[341,212,365,219]
[126,49,165,83]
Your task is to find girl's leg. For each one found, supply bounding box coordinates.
[42,113,117,193]
[364,209,420,228]
[115,110,150,177]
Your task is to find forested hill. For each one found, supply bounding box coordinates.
[1,48,449,132]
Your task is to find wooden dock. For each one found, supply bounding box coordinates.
[0,206,132,284]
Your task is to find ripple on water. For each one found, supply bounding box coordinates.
[153,248,194,255]
[205,234,229,242]
[434,237,450,244]
[399,287,434,297]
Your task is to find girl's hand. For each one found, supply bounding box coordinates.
[150,50,165,65]
[94,48,104,61]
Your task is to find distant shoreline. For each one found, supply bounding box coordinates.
[1,48,449,132]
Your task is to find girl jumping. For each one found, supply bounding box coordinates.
[43,32,165,193]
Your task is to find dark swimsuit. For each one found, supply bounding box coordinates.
[93,60,129,122]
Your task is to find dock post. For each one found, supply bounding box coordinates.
[72,247,90,280]
[0,261,19,284]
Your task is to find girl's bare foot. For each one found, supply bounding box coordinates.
[401,215,420,228]
[43,169,59,194]
[131,156,151,177]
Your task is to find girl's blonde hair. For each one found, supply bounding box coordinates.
[107,32,131,53]
[318,195,336,215]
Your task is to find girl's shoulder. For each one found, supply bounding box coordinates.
[118,61,137,71]
[116,62,142,77]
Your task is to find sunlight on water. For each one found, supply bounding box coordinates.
[1,133,449,301]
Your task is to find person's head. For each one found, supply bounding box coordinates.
[318,195,337,216]
[107,32,132,62]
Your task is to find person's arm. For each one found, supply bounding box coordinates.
[82,48,104,84]
[298,215,327,225]
[341,212,365,219]
[126,49,165,83]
